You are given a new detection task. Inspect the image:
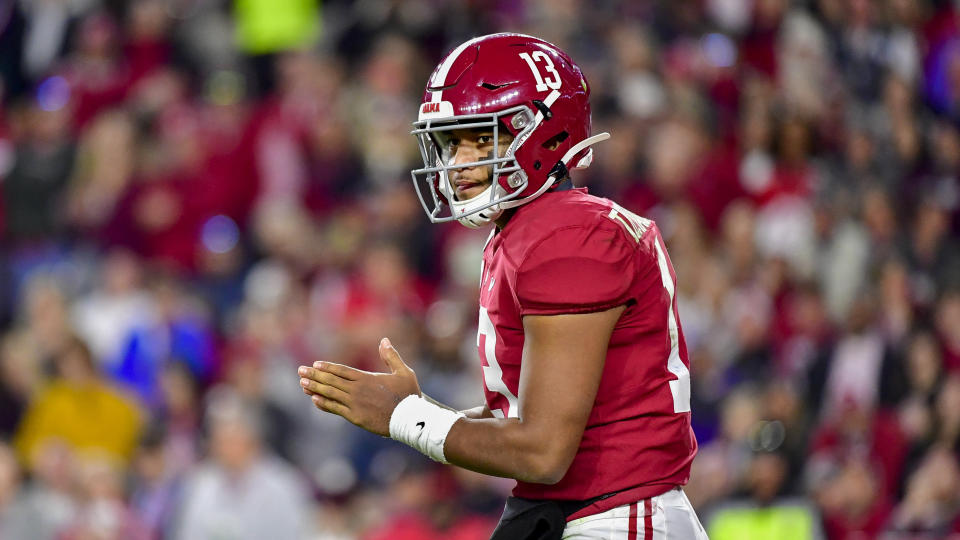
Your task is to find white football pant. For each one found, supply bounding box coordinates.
[563,488,709,540]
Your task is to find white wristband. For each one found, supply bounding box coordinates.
[389,395,465,464]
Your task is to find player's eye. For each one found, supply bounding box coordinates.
[447,138,460,148]
[477,135,493,145]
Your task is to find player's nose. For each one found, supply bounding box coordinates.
[452,144,480,168]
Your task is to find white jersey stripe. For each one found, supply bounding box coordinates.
[653,237,691,413]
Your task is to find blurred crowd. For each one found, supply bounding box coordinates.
[0,0,959,538]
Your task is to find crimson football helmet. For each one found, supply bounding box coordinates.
[411,33,609,228]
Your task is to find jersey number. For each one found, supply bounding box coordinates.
[519,52,562,92]
[478,306,519,418]
[606,204,691,414]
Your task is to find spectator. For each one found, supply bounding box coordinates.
[14,335,143,469]
[173,388,313,540]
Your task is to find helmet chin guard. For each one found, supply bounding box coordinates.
[410,33,609,228]
[449,183,507,228]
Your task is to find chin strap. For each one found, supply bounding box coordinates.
[500,132,611,210]
[562,132,611,168]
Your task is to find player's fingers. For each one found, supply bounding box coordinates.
[313,361,360,380]
[300,378,351,403]
[379,337,407,373]
[298,366,353,392]
[301,378,351,404]
[312,395,351,419]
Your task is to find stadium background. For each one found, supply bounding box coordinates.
[1,0,959,538]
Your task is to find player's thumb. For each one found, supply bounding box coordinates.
[379,338,407,374]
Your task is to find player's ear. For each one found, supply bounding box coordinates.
[542,131,569,151]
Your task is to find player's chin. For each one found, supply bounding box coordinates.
[455,183,492,201]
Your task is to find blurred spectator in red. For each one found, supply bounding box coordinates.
[124,0,171,85]
[815,458,893,540]
[59,456,150,540]
[361,466,496,540]
[885,445,960,537]
[65,109,136,237]
[57,12,128,130]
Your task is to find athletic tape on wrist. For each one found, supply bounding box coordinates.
[389,395,465,464]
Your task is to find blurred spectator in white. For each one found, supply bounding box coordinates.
[71,248,157,371]
[778,9,835,120]
[817,293,887,418]
[2,439,78,539]
[56,11,127,129]
[19,0,96,81]
[174,388,313,540]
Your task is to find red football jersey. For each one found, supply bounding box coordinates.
[476,188,697,513]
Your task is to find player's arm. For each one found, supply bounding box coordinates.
[298,305,622,484]
[443,306,623,483]
[455,403,495,419]
[423,394,493,419]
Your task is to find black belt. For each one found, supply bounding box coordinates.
[489,490,622,540]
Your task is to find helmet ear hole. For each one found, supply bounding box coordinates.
[542,131,569,151]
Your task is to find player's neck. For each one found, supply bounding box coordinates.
[494,209,515,230]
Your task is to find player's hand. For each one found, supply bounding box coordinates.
[298,338,421,437]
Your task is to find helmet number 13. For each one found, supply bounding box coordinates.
[519,52,562,92]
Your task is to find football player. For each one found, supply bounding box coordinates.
[299,33,707,539]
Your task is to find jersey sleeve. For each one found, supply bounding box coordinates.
[515,223,635,316]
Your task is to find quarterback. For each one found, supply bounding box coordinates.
[299,33,707,539]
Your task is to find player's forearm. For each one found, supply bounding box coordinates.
[458,404,493,419]
[422,395,491,419]
[442,416,575,484]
